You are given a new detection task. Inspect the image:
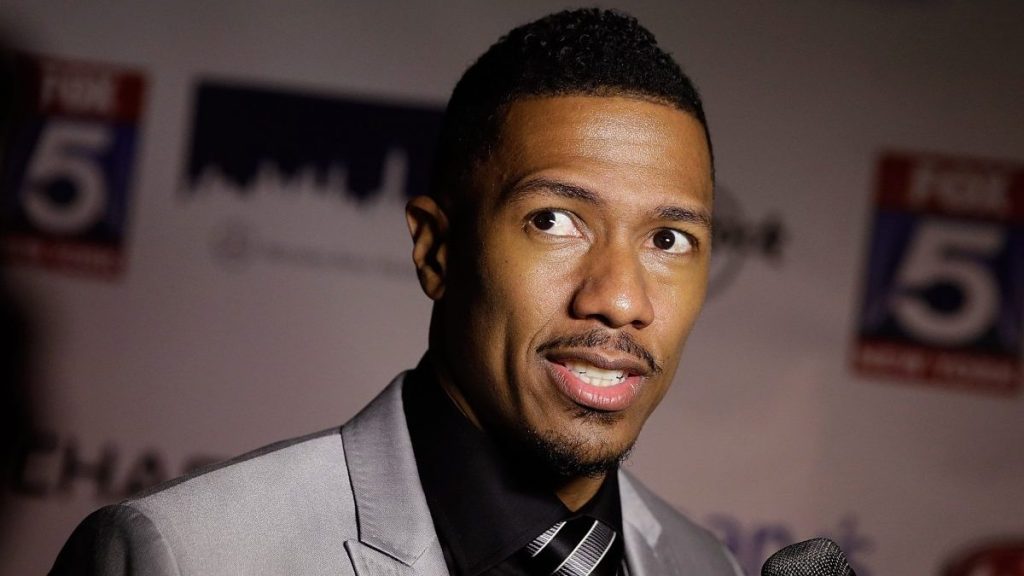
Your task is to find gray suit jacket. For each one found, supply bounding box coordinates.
[52,374,743,575]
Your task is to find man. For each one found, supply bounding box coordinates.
[52,9,741,575]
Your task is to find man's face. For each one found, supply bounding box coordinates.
[429,95,712,476]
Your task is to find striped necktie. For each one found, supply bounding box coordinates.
[518,515,621,576]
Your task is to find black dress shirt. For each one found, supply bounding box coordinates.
[402,362,624,576]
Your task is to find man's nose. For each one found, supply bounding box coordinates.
[570,244,655,329]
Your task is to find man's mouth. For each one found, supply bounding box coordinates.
[563,361,628,387]
[544,354,647,412]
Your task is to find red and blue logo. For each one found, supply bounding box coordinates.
[853,151,1024,394]
[1,54,145,278]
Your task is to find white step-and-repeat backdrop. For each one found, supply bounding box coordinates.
[1,1,1022,574]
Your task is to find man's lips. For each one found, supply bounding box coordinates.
[544,349,651,377]
[543,351,648,411]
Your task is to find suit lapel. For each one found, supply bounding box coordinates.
[619,470,672,576]
[342,374,449,576]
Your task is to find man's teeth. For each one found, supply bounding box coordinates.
[564,362,627,387]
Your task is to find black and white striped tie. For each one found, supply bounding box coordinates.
[521,516,620,576]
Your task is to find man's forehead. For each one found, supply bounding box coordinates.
[498,93,694,135]
[484,95,713,204]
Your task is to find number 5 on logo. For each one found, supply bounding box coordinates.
[22,122,113,235]
[891,221,1003,347]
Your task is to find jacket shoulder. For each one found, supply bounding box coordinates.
[51,504,180,575]
[131,427,347,505]
[53,427,359,575]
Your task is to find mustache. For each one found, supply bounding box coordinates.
[536,329,662,375]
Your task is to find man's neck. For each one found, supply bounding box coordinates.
[425,353,611,511]
[555,473,607,511]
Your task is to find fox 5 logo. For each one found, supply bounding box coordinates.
[1,55,144,276]
[854,152,1023,393]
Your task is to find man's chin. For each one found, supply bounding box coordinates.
[518,425,635,480]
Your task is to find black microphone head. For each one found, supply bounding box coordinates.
[761,538,856,576]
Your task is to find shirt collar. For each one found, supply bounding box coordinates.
[402,360,622,575]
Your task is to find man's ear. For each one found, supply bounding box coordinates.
[405,195,449,300]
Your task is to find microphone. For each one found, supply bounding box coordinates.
[761,537,857,576]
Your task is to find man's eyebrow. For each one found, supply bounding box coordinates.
[504,177,603,206]
[656,205,712,230]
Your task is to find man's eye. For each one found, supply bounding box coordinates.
[651,229,693,254]
[529,210,580,237]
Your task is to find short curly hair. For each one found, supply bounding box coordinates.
[432,8,712,201]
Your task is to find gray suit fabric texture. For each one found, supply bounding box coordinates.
[51,373,744,575]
